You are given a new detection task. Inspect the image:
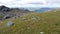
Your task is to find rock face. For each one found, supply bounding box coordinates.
[0,5,10,12]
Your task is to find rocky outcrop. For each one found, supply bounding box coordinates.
[0,5,31,20]
[0,5,10,12]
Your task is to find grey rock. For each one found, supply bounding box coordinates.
[3,15,13,19]
[7,21,14,26]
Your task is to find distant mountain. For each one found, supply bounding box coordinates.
[34,8,54,12]
[25,7,55,12]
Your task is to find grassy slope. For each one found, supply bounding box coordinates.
[0,11,60,34]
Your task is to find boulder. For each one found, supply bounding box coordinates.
[7,21,14,26]
[3,15,13,19]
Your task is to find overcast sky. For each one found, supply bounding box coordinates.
[0,0,60,8]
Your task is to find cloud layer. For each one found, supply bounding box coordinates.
[0,0,60,7]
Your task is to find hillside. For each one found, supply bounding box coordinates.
[0,5,31,20]
[0,11,60,34]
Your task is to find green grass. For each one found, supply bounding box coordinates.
[0,11,60,34]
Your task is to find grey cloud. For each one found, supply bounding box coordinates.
[28,2,45,5]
